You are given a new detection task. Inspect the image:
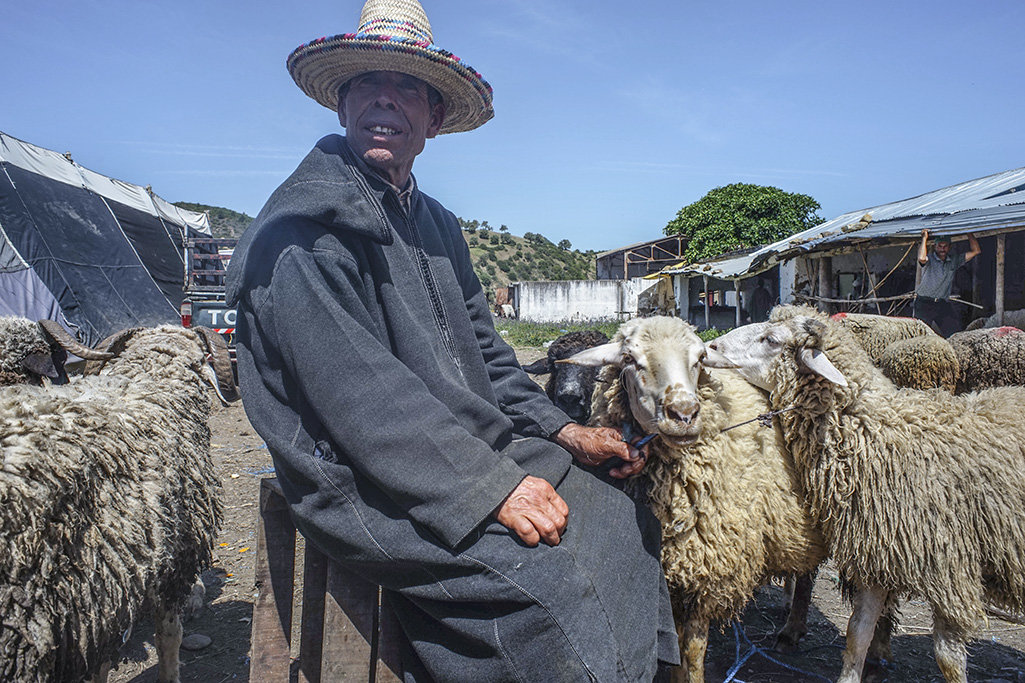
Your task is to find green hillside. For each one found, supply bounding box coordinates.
[174,202,253,239]
[173,203,596,289]
[461,226,595,292]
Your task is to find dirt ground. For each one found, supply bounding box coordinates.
[109,347,1025,682]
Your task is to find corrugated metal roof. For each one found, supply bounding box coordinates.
[661,252,760,279]
[661,166,1025,280]
[749,166,1025,271]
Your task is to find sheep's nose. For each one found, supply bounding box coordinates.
[663,388,700,426]
[556,393,588,420]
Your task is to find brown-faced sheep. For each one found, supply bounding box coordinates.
[0,317,111,386]
[0,324,237,683]
[521,330,609,423]
[565,317,828,683]
[707,306,1025,683]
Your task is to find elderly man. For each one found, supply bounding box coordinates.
[225,1,678,680]
[914,228,981,336]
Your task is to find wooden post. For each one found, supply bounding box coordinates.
[320,563,380,680]
[250,478,297,681]
[376,592,406,682]
[996,234,1006,326]
[703,275,710,330]
[298,543,330,683]
[817,257,833,314]
[734,280,741,328]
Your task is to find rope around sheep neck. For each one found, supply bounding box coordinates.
[722,620,831,683]
[720,405,796,433]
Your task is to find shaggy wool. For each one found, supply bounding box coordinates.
[0,317,54,386]
[0,326,222,681]
[589,318,825,626]
[878,335,959,392]
[948,326,1025,393]
[830,312,935,364]
[768,306,1025,639]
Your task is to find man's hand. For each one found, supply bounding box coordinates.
[494,476,569,547]
[552,422,650,479]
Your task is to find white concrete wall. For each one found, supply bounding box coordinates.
[515,278,650,322]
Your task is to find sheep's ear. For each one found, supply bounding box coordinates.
[22,352,60,379]
[521,358,551,375]
[798,348,848,386]
[558,342,623,367]
[701,346,738,369]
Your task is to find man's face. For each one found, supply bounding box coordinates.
[934,241,951,259]
[338,71,445,187]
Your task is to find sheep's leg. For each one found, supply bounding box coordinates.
[86,660,112,683]
[154,599,183,683]
[866,595,897,663]
[775,570,815,652]
[932,612,968,683]
[837,585,888,683]
[670,614,708,683]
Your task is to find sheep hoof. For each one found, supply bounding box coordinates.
[773,629,806,653]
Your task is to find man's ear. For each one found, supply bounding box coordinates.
[426,101,445,139]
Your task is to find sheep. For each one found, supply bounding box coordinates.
[705,305,1025,683]
[0,317,111,386]
[965,307,1025,331]
[877,334,960,392]
[946,326,1025,393]
[0,323,237,683]
[564,316,828,683]
[829,311,935,362]
[521,329,609,423]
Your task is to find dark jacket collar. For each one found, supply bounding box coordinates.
[226,134,408,304]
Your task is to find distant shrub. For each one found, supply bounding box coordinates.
[494,319,622,348]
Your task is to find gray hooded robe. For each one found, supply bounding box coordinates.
[226,135,678,681]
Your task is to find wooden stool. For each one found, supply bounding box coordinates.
[250,477,404,682]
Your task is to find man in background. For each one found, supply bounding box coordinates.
[914,229,981,336]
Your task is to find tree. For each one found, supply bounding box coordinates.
[665,183,822,262]
[499,224,509,233]
[557,239,572,250]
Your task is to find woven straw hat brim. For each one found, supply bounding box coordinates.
[288,34,494,135]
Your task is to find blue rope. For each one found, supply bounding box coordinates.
[721,621,832,683]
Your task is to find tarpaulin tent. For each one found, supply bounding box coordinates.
[0,131,210,345]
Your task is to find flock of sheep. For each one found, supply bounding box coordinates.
[3,301,1025,683]
[542,307,1025,683]
[0,317,237,682]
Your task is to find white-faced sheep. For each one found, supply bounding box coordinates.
[947,326,1025,393]
[521,330,609,423]
[564,316,828,683]
[0,317,111,386]
[0,324,237,683]
[706,305,1025,683]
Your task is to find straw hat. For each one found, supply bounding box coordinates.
[287,0,494,134]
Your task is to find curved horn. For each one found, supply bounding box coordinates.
[38,319,114,361]
[194,327,240,402]
[81,327,143,374]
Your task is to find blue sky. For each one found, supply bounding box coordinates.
[2,1,1023,252]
